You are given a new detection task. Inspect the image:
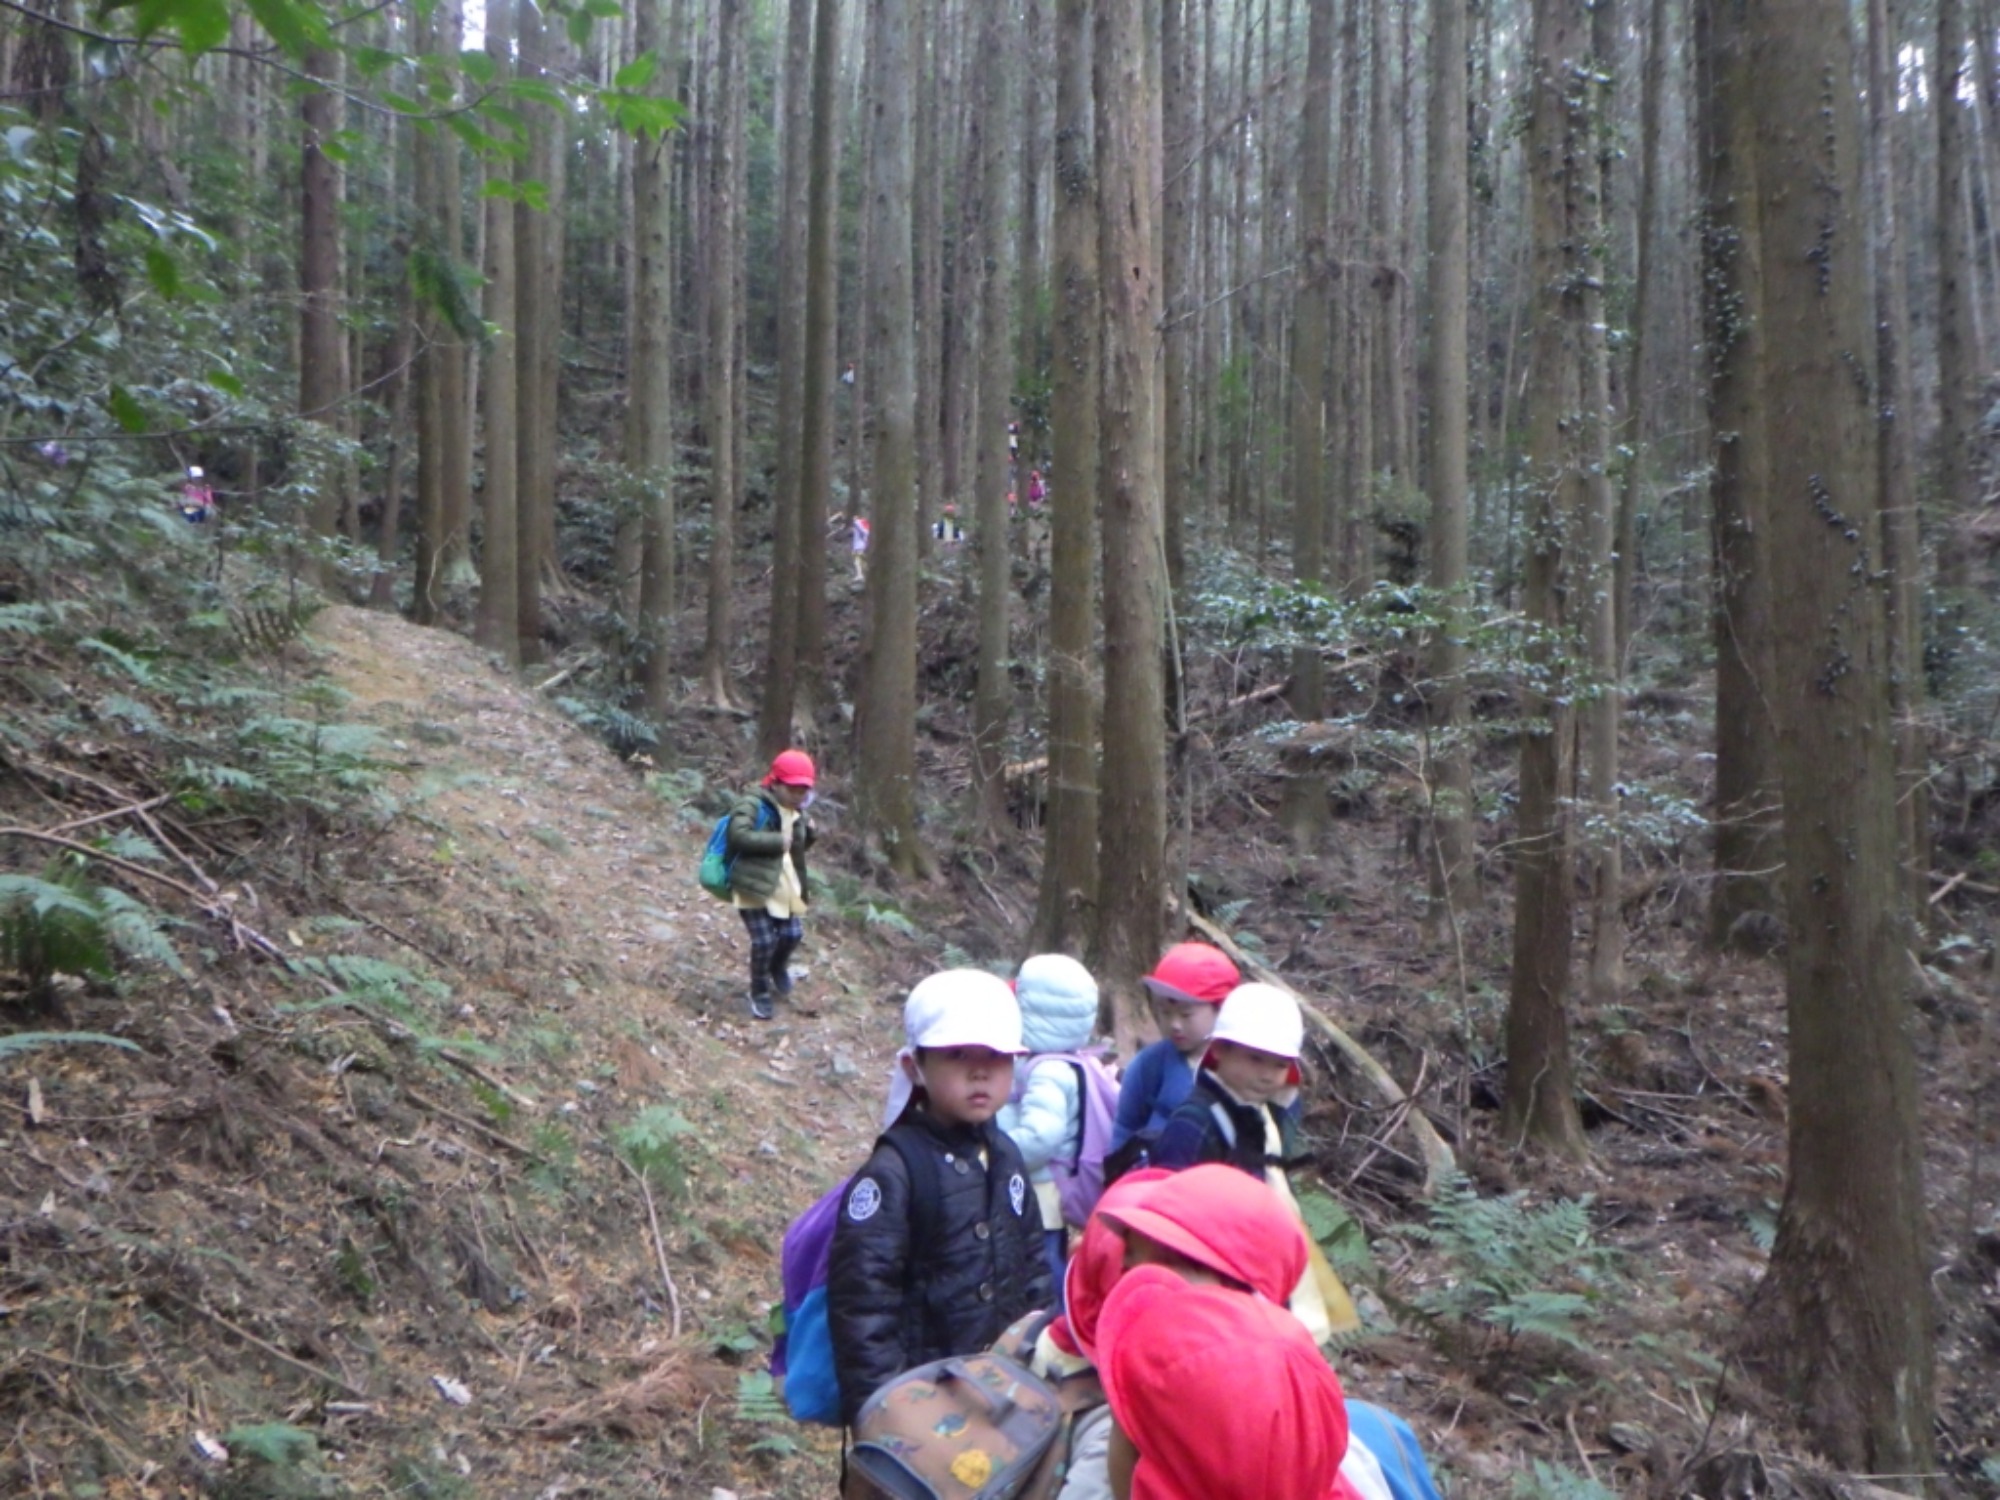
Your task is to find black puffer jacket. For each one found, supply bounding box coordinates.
[826,1109,1052,1425]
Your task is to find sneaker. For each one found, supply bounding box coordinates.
[749,992,774,1021]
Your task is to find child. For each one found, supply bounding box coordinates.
[726,749,817,1021]
[996,952,1101,1300]
[1110,943,1241,1161]
[1093,1165,1368,1500]
[849,513,870,583]
[1153,982,1357,1344]
[1026,1167,1388,1500]
[828,970,1053,1426]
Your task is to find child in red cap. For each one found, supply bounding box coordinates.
[728,749,817,1020]
[1109,943,1241,1171]
[1086,1166,1366,1500]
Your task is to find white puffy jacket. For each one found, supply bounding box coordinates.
[996,955,1100,1228]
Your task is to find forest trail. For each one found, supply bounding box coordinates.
[310,604,892,1493]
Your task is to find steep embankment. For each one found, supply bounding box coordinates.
[3,604,898,1497]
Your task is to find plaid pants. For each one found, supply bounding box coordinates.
[740,908,803,1000]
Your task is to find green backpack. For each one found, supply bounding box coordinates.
[697,799,772,900]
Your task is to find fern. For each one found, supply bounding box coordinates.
[614,1105,694,1196]
[0,870,113,983]
[736,1370,799,1456]
[1403,1175,1618,1350]
[97,887,189,976]
[80,635,157,685]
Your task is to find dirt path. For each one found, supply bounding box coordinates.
[314,605,903,1493]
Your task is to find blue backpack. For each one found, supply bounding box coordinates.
[697,798,772,900]
[770,1127,937,1425]
[1346,1400,1445,1500]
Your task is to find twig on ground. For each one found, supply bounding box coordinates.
[404,1087,542,1160]
[617,1156,683,1339]
[163,1294,368,1398]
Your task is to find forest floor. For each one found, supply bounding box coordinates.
[3,582,1998,1499]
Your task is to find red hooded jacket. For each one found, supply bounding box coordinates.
[1099,1265,1356,1500]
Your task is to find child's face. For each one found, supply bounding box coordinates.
[1210,1039,1293,1104]
[1121,1229,1233,1288]
[769,780,811,811]
[912,1045,1016,1126]
[1151,996,1219,1057]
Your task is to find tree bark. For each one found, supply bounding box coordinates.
[631,0,680,716]
[1700,0,1782,949]
[299,44,347,570]
[854,0,930,880]
[1424,0,1477,920]
[794,0,842,725]
[700,0,745,707]
[1869,0,1930,919]
[1031,0,1101,957]
[1939,0,1973,599]
[514,4,565,666]
[1279,0,1335,852]
[759,0,817,757]
[1728,0,1936,1472]
[1094,0,1168,1045]
[971,8,1018,833]
[1503,0,1588,1159]
[475,0,520,667]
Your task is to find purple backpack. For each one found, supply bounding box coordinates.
[1019,1051,1122,1228]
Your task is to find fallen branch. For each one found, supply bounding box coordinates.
[1185,911,1458,1195]
[403,1086,542,1161]
[163,1293,368,1398]
[617,1156,684,1339]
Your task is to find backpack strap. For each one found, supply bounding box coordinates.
[877,1123,942,1278]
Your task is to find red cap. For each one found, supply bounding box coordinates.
[1099,1164,1307,1304]
[1100,1267,1352,1500]
[764,749,816,787]
[1142,943,1240,1005]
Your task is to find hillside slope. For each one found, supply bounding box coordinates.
[2,604,895,1497]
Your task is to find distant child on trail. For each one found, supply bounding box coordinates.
[1109,943,1241,1167]
[828,970,1053,1426]
[995,953,1102,1300]
[1153,981,1358,1344]
[728,749,817,1021]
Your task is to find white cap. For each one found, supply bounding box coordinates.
[903,969,1027,1054]
[187,466,204,478]
[1211,982,1304,1060]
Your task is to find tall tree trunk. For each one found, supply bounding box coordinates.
[1094,0,1167,1045]
[476,0,520,667]
[632,0,680,715]
[1939,0,1974,594]
[760,0,816,757]
[913,0,943,552]
[1032,0,1101,956]
[410,6,447,626]
[1160,0,1192,595]
[854,0,931,879]
[1504,0,1589,1159]
[372,244,414,610]
[1279,0,1336,851]
[1728,0,1935,1472]
[1017,0,1048,385]
[299,45,347,570]
[1581,0,1624,1008]
[436,0,472,590]
[514,5,565,667]
[971,15,1019,831]
[1425,0,1477,919]
[1615,0,1669,661]
[794,0,842,724]
[1700,0,1781,948]
[700,0,745,706]
[1870,0,1930,917]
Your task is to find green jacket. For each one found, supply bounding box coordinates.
[725,788,814,903]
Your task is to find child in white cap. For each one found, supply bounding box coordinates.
[827,970,1053,1426]
[1152,981,1358,1345]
